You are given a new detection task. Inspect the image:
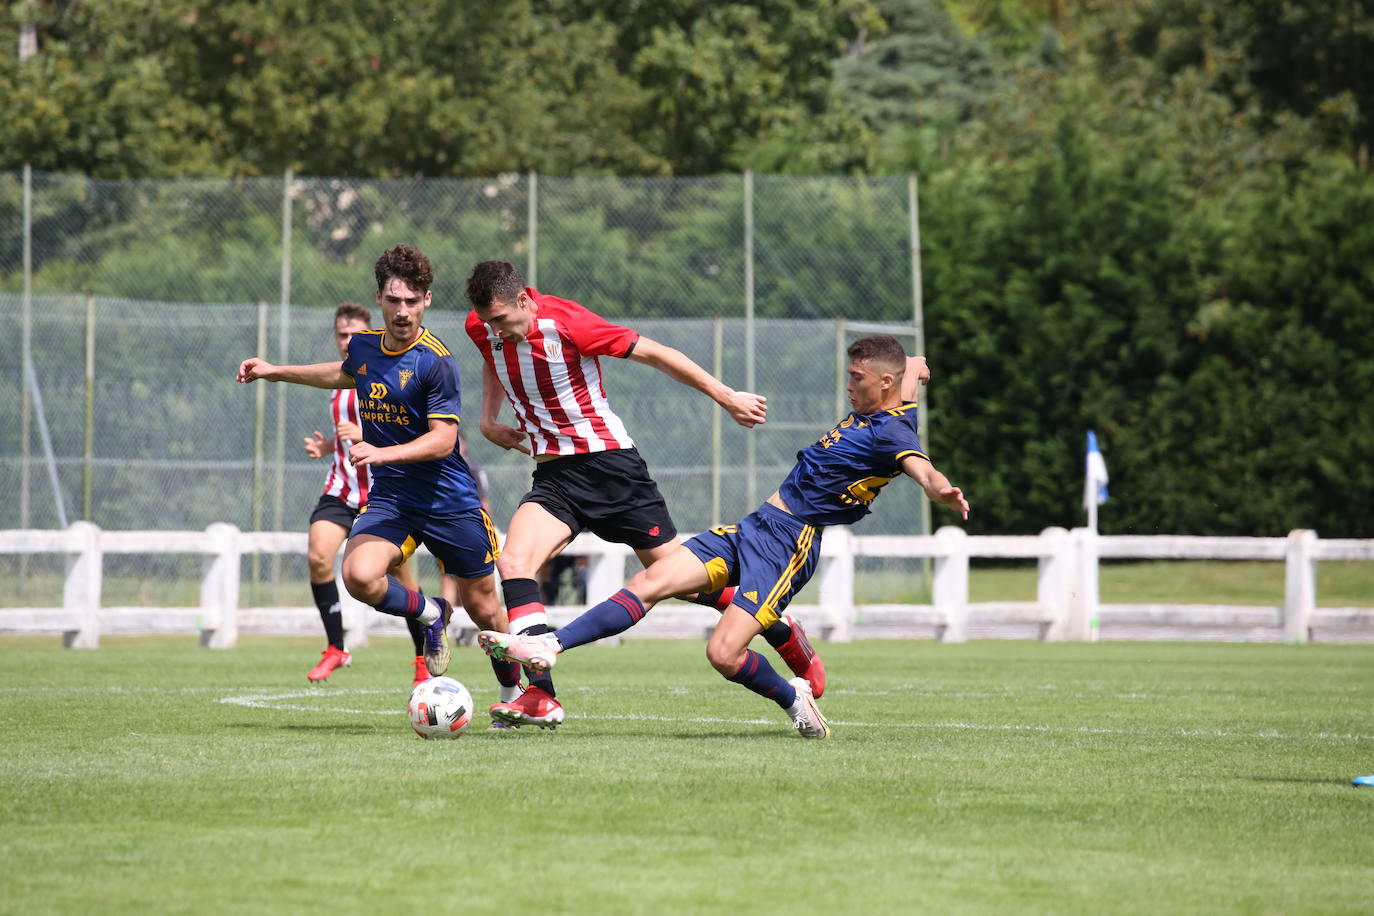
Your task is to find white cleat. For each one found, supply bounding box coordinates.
[477,630,561,672]
[787,677,831,739]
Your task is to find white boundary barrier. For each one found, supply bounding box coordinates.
[1,524,1371,648]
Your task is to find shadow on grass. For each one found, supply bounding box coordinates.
[227,721,388,735]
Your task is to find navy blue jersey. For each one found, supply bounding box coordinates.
[776,402,927,526]
[340,327,481,515]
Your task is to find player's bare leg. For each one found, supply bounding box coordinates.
[343,535,452,675]
[636,539,825,696]
[708,607,830,739]
[487,501,572,726]
[306,519,352,681]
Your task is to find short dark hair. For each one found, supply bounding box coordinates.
[465,260,527,309]
[334,301,371,325]
[374,244,434,293]
[846,335,907,374]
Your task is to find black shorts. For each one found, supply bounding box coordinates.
[309,493,360,530]
[520,447,677,550]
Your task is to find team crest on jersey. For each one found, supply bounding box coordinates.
[543,340,564,362]
[398,369,413,390]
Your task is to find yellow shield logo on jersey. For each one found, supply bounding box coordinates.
[398,369,413,390]
[369,382,388,399]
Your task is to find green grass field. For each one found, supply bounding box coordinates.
[2,635,1372,914]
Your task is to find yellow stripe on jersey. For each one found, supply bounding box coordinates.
[427,412,461,422]
[419,331,450,356]
[758,523,817,628]
[895,449,930,463]
[886,402,919,416]
[400,535,419,561]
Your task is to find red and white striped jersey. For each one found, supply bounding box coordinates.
[320,388,370,509]
[465,289,638,457]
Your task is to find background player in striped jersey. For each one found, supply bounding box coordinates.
[463,260,825,729]
[303,302,433,684]
[479,335,969,739]
[238,245,517,704]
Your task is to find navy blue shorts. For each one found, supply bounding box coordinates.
[353,493,500,580]
[683,502,822,628]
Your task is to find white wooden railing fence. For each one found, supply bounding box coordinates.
[1,524,1371,648]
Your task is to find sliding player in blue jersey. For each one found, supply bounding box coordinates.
[237,245,518,702]
[478,334,969,738]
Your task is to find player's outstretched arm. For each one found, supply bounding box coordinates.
[236,358,351,389]
[477,361,531,454]
[899,453,970,520]
[900,356,929,403]
[627,336,768,428]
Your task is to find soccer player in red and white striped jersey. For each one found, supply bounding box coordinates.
[463,260,825,729]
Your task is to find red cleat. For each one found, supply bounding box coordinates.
[307,645,351,682]
[775,615,826,698]
[410,655,429,688]
[488,685,565,730]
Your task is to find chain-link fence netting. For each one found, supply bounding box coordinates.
[3,172,931,603]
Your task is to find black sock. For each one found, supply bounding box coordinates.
[405,615,426,656]
[311,580,345,650]
[761,619,792,650]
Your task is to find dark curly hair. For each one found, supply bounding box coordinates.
[374,244,434,293]
[846,335,907,373]
[465,260,527,309]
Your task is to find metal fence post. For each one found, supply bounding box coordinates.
[711,317,723,525]
[271,170,294,592]
[527,170,538,286]
[83,294,95,520]
[743,170,756,508]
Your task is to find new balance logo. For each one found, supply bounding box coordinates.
[743,590,759,603]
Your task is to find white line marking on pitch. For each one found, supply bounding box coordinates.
[214,690,1374,741]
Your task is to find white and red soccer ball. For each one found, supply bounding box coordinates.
[407,676,473,739]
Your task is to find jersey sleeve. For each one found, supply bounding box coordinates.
[560,300,639,358]
[423,354,463,423]
[874,412,928,466]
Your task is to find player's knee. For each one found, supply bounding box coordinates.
[494,553,533,581]
[341,565,382,604]
[705,641,742,677]
[306,550,334,582]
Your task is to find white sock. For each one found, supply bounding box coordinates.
[416,598,441,625]
[499,684,524,703]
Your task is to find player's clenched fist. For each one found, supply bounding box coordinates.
[236,357,277,383]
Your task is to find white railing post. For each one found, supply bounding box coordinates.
[582,538,628,609]
[62,521,102,648]
[932,526,969,643]
[1065,527,1100,641]
[1283,529,1317,644]
[1037,527,1072,641]
[817,526,855,642]
[199,523,241,648]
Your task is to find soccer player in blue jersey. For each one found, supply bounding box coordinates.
[237,245,515,699]
[478,335,969,738]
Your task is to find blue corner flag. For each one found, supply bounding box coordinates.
[1083,431,1109,527]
